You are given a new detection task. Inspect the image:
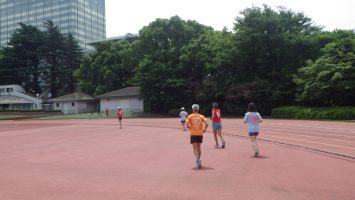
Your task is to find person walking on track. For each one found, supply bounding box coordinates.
[186,104,208,169]
[211,102,225,148]
[179,107,188,131]
[243,103,263,157]
[117,107,123,129]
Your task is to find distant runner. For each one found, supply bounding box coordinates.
[117,107,123,129]
[179,107,188,131]
[211,102,225,148]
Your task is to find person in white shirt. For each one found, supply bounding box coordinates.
[179,107,188,131]
[243,103,263,157]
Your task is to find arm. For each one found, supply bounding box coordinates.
[203,123,208,133]
[243,113,247,124]
[186,122,190,129]
[203,116,208,132]
[185,117,190,129]
[258,113,263,123]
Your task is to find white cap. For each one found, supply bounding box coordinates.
[181,107,185,110]
[118,107,122,109]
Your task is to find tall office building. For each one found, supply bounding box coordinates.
[0,0,106,51]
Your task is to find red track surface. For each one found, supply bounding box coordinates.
[0,118,354,200]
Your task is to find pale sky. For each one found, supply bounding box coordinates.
[105,0,355,38]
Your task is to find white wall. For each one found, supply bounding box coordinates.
[54,101,98,114]
[53,101,78,114]
[99,97,143,113]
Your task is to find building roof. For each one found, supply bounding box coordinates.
[49,92,96,102]
[96,86,140,98]
[0,96,34,104]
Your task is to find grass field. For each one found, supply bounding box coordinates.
[0,115,21,119]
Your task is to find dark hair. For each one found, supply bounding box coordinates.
[247,103,257,112]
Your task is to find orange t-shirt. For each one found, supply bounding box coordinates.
[186,113,208,136]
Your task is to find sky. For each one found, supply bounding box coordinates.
[105,0,355,38]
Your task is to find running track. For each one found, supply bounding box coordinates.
[0,118,354,200]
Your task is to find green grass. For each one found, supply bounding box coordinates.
[0,115,22,119]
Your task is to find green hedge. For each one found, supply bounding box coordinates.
[271,106,355,120]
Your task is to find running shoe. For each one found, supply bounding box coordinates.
[254,150,259,157]
[221,141,225,148]
[197,160,202,169]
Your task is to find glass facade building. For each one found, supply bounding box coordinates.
[0,0,105,51]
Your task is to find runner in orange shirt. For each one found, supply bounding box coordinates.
[186,104,208,169]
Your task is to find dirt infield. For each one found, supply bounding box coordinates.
[0,118,354,200]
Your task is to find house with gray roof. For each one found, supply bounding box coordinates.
[0,85,41,110]
[49,92,98,114]
[96,86,143,113]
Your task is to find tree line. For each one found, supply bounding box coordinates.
[1,5,354,114]
[0,21,82,99]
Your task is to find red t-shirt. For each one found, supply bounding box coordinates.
[212,108,221,123]
[117,110,123,119]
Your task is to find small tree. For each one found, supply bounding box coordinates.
[294,30,355,106]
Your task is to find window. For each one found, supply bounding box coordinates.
[0,88,4,93]
[56,103,59,107]
[6,88,13,92]
[72,102,75,106]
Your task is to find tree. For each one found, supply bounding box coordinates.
[0,23,44,93]
[228,5,321,113]
[61,33,83,94]
[41,20,67,98]
[0,21,82,98]
[294,30,355,106]
[179,29,234,113]
[74,40,137,96]
[135,16,210,112]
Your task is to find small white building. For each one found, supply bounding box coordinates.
[49,92,98,114]
[0,85,41,110]
[96,86,143,113]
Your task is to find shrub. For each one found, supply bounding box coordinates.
[271,106,355,120]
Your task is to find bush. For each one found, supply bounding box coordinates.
[271,106,355,120]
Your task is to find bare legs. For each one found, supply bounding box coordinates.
[181,122,186,131]
[213,128,225,148]
[192,143,202,168]
[250,135,260,156]
[119,119,122,129]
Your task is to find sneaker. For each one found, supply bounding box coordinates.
[215,144,219,148]
[221,141,225,149]
[254,151,259,157]
[197,160,202,169]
